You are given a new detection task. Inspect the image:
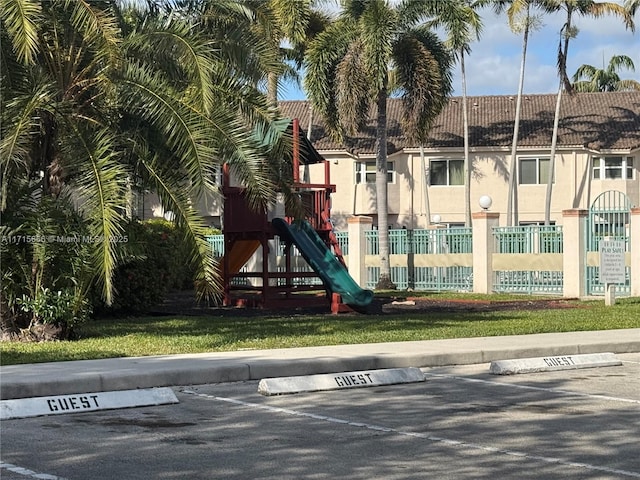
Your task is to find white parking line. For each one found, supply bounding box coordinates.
[181,389,640,478]
[423,372,640,405]
[0,462,68,480]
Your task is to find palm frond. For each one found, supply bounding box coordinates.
[615,79,640,91]
[572,62,598,82]
[572,54,637,91]
[0,0,42,65]
[393,27,453,143]
[117,60,215,198]
[0,80,55,211]
[62,125,128,305]
[438,0,484,55]
[218,119,278,212]
[269,0,312,45]
[63,0,122,61]
[287,8,332,69]
[583,1,635,31]
[607,54,636,72]
[339,0,369,20]
[139,151,219,302]
[123,20,218,115]
[198,0,283,85]
[335,40,371,135]
[304,18,357,140]
[360,0,395,93]
[572,80,596,92]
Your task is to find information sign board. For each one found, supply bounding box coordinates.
[599,240,626,284]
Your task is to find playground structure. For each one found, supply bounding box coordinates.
[220,119,373,313]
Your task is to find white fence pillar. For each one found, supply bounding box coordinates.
[347,216,372,288]
[472,211,499,294]
[631,208,640,297]
[562,209,588,298]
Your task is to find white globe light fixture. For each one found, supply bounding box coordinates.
[432,214,441,224]
[479,195,492,211]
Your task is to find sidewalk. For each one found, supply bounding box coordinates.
[2,329,639,400]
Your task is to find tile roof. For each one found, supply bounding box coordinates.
[278,91,640,155]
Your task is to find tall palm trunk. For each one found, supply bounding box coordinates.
[267,71,279,107]
[375,87,395,289]
[545,84,562,225]
[506,3,531,227]
[545,12,573,226]
[420,145,431,225]
[461,50,471,227]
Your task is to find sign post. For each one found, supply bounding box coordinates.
[599,239,626,306]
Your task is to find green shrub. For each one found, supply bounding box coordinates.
[17,287,92,329]
[1,192,94,340]
[101,219,193,313]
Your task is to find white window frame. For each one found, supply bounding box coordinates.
[355,161,395,184]
[518,156,553,185]
[429,158,464,186]
[212,164,223,186]
[592,156,634,180]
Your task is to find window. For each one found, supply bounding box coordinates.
[212,164,223,186]
[592,156,634,180]
[355,161,395,184]
[429,159,463,186]
[519,157,552,184]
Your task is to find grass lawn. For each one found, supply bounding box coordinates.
[1,293,639,366]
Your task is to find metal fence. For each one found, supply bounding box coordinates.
[586,190,632,296]
[208,201,634,297]
[364,227,473,291]
[493,226,564,295]
[494,226,563,254]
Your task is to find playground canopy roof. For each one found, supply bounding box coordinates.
[287,118,325,165]
[253,117,325,166]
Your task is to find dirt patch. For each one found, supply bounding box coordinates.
[383,297,582,314]
[153,290,582,317]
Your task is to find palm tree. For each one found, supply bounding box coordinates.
[493,0,551,227]
[544,0,634,225]
[429,1,485,228]
[190,0,324,107]
[1,0,288,330]
[304,0,454,289]
[572,54,640,91]
[196,0,312,107]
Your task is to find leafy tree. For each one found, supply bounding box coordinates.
[0,0,288,335]
[304,0,453,289]
[572,54,640,91]
[543,0,634,225]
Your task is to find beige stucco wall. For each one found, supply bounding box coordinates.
[141,147,638,230]
[141,189,223,227]
[309,148,639,230]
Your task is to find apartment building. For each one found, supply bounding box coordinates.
[279,91,639,230]
[141,91,639,230]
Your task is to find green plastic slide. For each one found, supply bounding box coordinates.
[272,218,374,307]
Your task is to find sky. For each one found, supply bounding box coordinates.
[280,2,640,100]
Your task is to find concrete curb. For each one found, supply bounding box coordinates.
[1,329,639,400]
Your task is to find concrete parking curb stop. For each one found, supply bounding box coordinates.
[1,328,639,400]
